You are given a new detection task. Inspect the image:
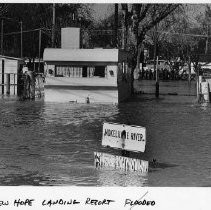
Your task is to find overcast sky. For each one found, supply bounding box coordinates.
[91,3,207,25]
[92,3,113,21]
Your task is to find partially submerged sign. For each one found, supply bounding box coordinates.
[102,122,146,152]
[94,152,148,173]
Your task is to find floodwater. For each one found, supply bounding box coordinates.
[0,80,211,186]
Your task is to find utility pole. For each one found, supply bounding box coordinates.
[1,59,4,94]
[114,4,118,48]
[38,29,42,73]
[122,15,125,50]
[205,25,209,54]
[121,8,128,50]
[20,21,23,58]
[1,19,3,55]
[153,25,159,98]
[122,4,128,50]
[51,3,55,48]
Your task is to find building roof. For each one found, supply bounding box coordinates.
[43,48,125,64]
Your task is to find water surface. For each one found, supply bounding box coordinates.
[0,81,210,186]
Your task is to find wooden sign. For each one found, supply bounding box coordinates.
[102,122,146,153]
[94,152,148,173]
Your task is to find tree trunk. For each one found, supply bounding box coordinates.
[136,43,141,69]
[196,65,200,102]
[130,34,145,94]
[136,34,145,69]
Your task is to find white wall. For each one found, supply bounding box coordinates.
[106,65,117,85]
[0,59,18,74]
[61,28,80,49]
[0,59,18,95]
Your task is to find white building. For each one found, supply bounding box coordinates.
[43,28,132,103]
[0,55,23,95]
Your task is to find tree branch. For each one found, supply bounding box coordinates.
[143,4,180,34]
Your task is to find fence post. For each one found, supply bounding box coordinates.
[6,73,10,95]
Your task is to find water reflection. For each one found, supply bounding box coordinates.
[96,168,148,186]
[149,161,179,173]
[0,172,55,186]
[199,102,211,111]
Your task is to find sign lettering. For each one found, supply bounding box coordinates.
[94,152,148,173]
[102,122,146,152]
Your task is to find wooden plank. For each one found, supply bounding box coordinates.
[94,152,148,173]
[102,122,146,152]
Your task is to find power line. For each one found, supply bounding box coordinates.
[157,30,210,38]
[2,28,43,36]
[88,28,211,38]
[1,27,211,39]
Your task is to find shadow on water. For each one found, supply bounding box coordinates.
[149,160,179,173]
[0,99,45,127]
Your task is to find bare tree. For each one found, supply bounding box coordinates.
[120,3,179,92]
[156,4,211,82]
[0,4,8,17]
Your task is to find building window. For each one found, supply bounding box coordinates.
[94,66,106,77]
[109,70,114,77]
[54,66,106,78]
[55,66,83,77]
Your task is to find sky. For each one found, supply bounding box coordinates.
[91,3,208,25]
[92,3,113,22]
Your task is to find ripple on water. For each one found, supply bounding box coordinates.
[0,81,211,186]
